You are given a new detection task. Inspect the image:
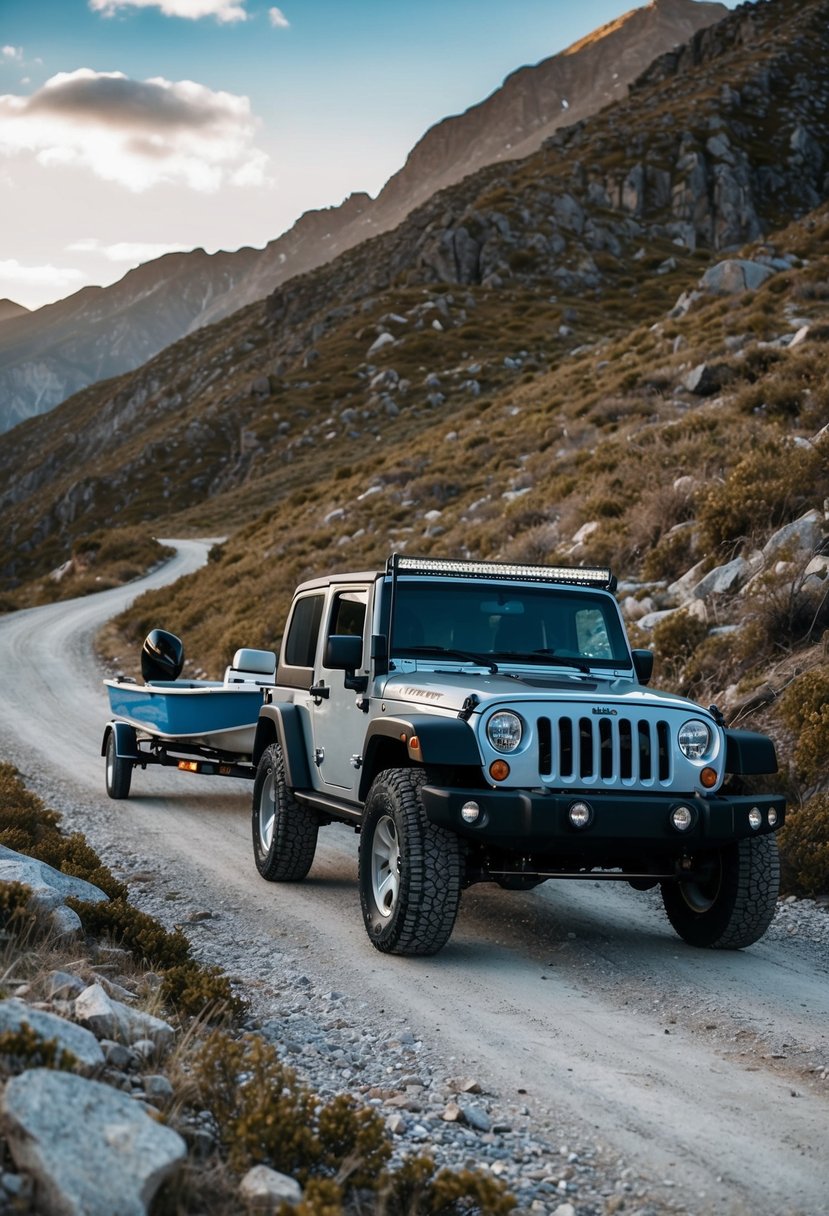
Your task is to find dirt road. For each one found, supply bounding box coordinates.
[1,542,827,1216]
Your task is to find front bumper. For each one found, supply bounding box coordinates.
[420,784,785,853]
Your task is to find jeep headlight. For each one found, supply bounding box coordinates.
[487,711,524,753]
[678,718,713,761]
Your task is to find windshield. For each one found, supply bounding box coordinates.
[389,580,630,670]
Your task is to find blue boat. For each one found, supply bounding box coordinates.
[102,642,277,799]
[104,677,266,754]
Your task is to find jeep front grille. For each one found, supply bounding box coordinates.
[537,714,672,787]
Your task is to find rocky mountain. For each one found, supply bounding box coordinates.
[0,300,29,324]
[1,0,827,602]
[0,0,727,434]
[0,247,261,434]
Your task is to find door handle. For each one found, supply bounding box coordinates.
[309,681,330,703]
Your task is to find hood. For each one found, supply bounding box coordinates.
[378,666,710,719]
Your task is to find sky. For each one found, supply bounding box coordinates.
[0,0,738,312]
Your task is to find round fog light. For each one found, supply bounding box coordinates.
[461,800,481,824]
[568,801,593,829]
[748,806,763,830]
[671,805,694,832]
[768,808,778,828]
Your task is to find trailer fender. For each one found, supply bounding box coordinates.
[101,720,139,761]
[252,704,312,790]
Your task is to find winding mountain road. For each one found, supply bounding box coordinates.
[1,542,827,1216]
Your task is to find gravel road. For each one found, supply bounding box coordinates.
[1,541,827,1216]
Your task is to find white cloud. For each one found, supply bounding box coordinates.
[0,258,85,288]
[2,46,24,62]
[89,0,248,22]
[67,237,194,262]
[269,7,290,28]
[0,69,269,193]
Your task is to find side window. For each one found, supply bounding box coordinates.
[329,590,367,638]
[284,594,324,670]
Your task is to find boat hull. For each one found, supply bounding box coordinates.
[104,679,264,755]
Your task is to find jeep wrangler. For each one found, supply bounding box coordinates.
[249,554,785,956]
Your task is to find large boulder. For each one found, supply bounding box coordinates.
[699,259,775,295]
[1,1069,186,1216]
[0,846,108,938]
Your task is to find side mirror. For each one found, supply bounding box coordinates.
[632,649,654,685]
[325,634,363,671]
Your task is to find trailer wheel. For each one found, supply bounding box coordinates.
[252,742,318,881]
[105,730,132,800]
[359,767,462,956]
[661,834,780,949]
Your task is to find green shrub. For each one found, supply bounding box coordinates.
[650,610,709,689]
[161,961,245,1022]
[697,441,827,552]
[778,668,829,788]
[778,795,829,898]
[67,896,191,970]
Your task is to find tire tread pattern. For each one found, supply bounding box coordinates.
[360,767,462,956]
[252,742,318,882]
[662,834,780,949]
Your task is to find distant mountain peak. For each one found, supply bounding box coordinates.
[0,299,30,324]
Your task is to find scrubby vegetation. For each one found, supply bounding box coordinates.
[0,764,514,1214]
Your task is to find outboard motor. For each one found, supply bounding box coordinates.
[141,629,185,682]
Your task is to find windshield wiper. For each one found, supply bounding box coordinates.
[396,645,499,674]
[491,649,592,674]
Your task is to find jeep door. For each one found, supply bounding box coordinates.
[309,586,369,796]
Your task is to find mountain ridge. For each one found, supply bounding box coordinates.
[0,0,727,434]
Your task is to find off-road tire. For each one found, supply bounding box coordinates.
[359,767,462,956]
[252,742,318,881]
[105,731,132,800]
[661,834,780,949]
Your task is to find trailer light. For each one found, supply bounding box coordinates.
[768,808,778,827]
[748,806,763,830]
[670,805,694,832]
[700,767,718,789]
[568,801,593,829]
[461,800,481,824]
[489,760,510,782]
[178,760,199,773]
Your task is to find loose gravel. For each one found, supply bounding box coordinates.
[6,758,829,1216]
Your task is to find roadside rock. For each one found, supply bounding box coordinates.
[1,1068,186,1216]
[239,1164,303,1210]
[0,998,104,1072]
[74,983,175,1050]
[0,846,108,937]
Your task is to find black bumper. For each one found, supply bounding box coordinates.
[420,785,785,852]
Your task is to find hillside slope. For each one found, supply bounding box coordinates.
[1,0,826,595]
[0,0,726,433]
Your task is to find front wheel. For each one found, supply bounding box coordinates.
[661,834,780,949]
[105,731,132,800]
[252,742,318,881]
[359,768,462,956]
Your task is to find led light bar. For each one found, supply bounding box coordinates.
[387,553,615,590]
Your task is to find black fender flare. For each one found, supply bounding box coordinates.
[101,720,139,761]
[252,704,312,790]
[724,728,778,775]
[359,715,481,800]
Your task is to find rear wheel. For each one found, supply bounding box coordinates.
[105,731,132,800]
[252,742,318,881]
[661,834,780,949]
[359,767,462,956]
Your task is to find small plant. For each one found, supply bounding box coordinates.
[778,668,829,790]
[0,1025,78,1078]
[778,794,829,898]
